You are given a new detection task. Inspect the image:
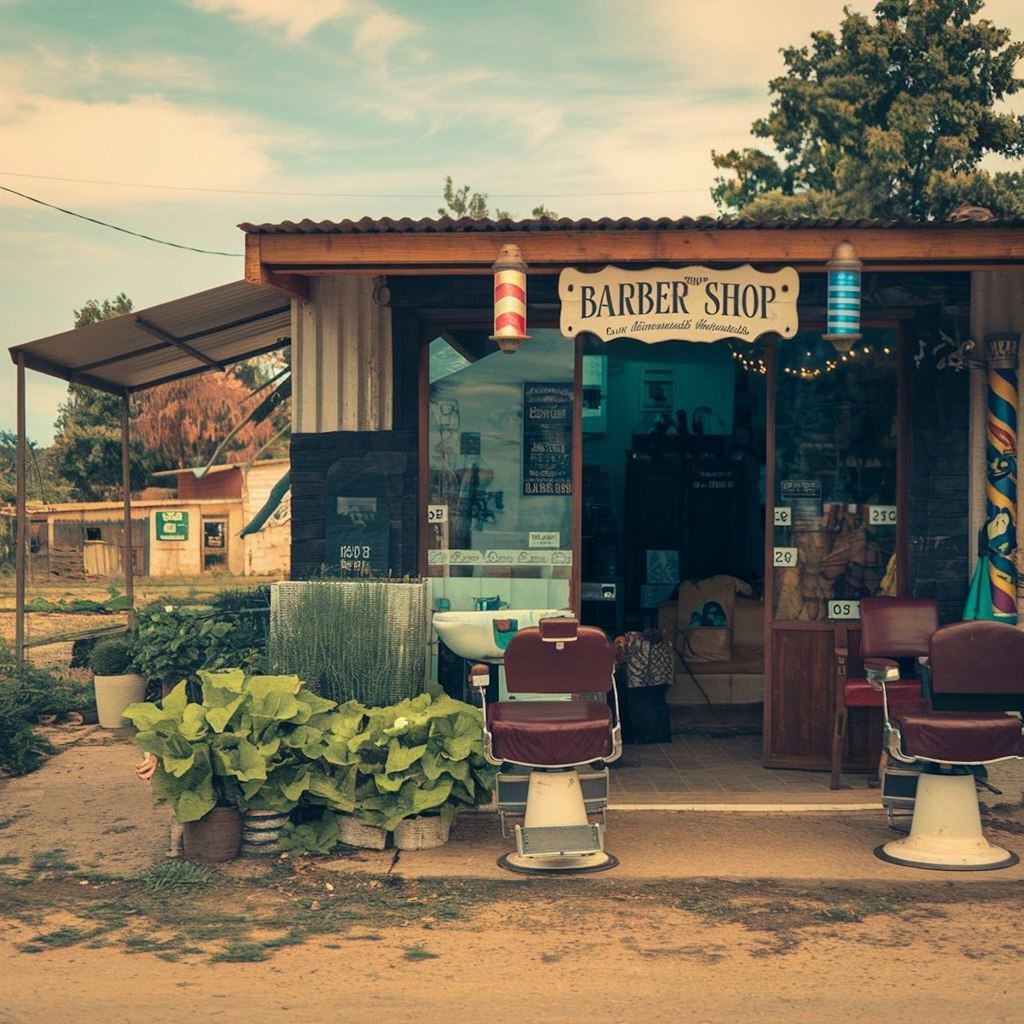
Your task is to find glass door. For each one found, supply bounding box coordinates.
[765,327,905,769]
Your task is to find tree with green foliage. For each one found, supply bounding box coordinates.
[0,430,72,505]
[49,295,157,500]
[48,295,291,499]
[711,0,1024,220]
[437,177,557,220]
[438,176,510,219]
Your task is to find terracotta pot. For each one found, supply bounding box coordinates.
[182,806,243,865]
[93,672,147,729]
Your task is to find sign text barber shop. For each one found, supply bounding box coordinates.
[559,264,799,344]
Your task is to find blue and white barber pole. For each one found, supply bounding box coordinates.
[822,240,863,352]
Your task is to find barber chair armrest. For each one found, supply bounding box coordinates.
[864,658,900,690]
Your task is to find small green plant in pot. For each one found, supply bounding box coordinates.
[90,635,146,729]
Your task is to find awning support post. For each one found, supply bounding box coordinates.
[121,395,136,624]
[15,354,26,669]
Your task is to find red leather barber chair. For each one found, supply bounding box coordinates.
[473,617,621,874]
[874,619,1024,870]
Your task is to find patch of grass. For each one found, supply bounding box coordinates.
[209,943,271,963]
[29,850,77,874]
[403,944,441,961]
[18,924,110,950]
[0,854,21,865]
[812,907,863,923]
[141,860,214,892]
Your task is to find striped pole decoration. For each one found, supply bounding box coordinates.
[490,244,530,353]
[822,240,863,353]
[985,334,1019,622]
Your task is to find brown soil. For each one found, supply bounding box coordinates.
[1,728,1022,1023]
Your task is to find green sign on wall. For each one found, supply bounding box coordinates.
[156,510,189,541]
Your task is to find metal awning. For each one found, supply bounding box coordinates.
[8,280,291,396]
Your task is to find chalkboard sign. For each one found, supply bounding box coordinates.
[522,382,573,495]
[325,455,391,576]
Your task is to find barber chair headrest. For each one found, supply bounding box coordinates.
[540,617,579,643]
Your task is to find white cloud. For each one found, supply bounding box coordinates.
[0,92,291,206]
[186,0,361,41]
[352,9,419,57]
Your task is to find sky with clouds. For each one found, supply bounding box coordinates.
[2,0,1022,444]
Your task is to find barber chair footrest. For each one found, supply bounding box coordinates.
[515,823,604,857]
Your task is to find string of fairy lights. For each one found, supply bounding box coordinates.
[730,340,895,379]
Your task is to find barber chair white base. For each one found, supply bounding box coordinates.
[498,768,618,874]
[874,770,1019,871]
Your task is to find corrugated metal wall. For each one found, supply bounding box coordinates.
[292,277,393,433]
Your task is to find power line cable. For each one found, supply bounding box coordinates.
[0,185,238,257]
[0,169,709,199]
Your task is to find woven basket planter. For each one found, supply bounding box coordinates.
[336,814,388,850]
[241,809,290,854]
[393,814,451,851]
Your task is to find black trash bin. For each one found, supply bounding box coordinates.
[617,672,672,744]
[614,631,674,744]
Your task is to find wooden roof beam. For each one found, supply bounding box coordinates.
[245,226,1024,275]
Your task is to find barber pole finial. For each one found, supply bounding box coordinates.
[490,243,530,353]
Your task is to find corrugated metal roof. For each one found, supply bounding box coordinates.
[238,213,1023,235]
[9,280,290,395]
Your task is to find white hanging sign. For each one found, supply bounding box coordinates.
[559,264,799,344]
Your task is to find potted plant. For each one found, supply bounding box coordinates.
[89,635,146,729]
[124,667,339,864]
[347,690,500,849]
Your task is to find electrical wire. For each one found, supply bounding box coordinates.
[0,185,238,256]
[0,169,709,199]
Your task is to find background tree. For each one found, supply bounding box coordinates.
[711,0,1024,220]
[49,295,157,500]
[0,431,71,505]
[48,296,290,500]
[438,177,557,220]
[133,370,288,470]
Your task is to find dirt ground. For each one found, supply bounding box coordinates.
[2,727,1023,1024]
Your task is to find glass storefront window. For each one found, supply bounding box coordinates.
[772,329,899,621]
[426,328,574,582]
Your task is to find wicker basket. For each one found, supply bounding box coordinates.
[336,814,388,850]
[241,809,290,854]
[393,814,451,851]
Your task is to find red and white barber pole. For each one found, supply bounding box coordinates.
[490,244,530,353]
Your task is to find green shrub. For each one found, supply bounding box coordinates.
[0,643,96,776]
[89,636,132,676]
[0,714,54,776]
[129,598,268,695]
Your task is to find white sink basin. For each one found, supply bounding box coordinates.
[432,609,571,661]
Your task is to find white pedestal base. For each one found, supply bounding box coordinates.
[876,770,1018,871]
[497,769,618,874]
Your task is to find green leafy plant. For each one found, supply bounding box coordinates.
[124,668,338,823]
[344,692,498,833]
[89,636,133,676]
[129,600,267,694]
